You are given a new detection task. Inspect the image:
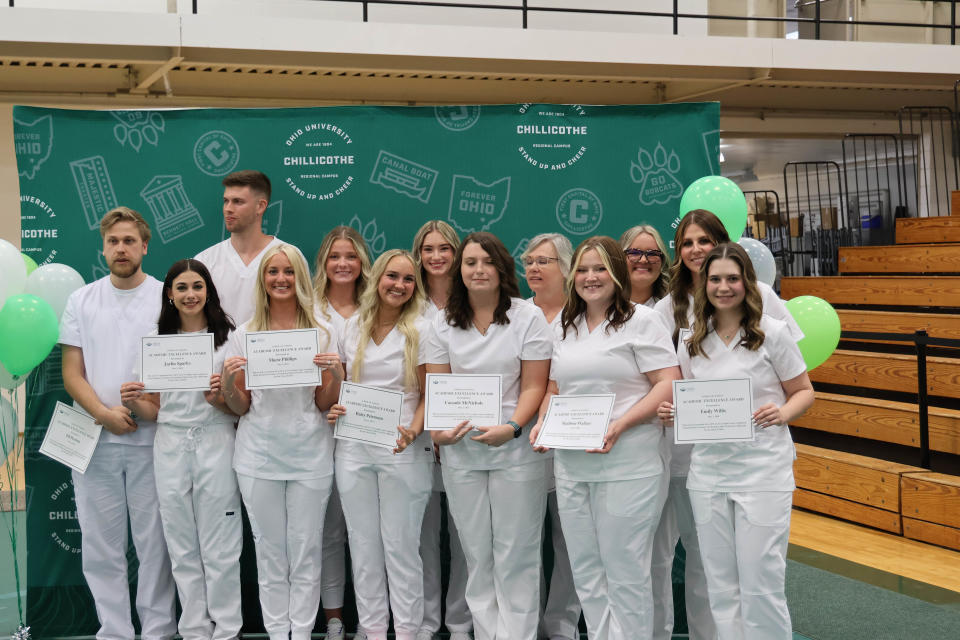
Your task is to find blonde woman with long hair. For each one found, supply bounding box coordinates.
[412,220,473,640]
[222,245,343,640]
[658,243,813,640]
[326,249,433,640]
[312,225,372,638]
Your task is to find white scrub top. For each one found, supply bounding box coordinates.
[549,306,678,483]
[678,316,807,493]
[195,237,305,326]
[225,319,338,480]
[315,302,354,341]
[59,275,163,447]
[337,315,433,464]
[424,297,553,470]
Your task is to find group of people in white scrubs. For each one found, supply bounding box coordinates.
[63,166,813,640]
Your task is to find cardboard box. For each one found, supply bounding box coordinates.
[789,216,803,237]
[952,190,960,216]
[821,207,837,230]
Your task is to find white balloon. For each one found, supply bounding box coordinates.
[0,393,17,459]
[737,237,777,287]
[25,263,86,320]
[0,362,26,390]
[0,238,28,304]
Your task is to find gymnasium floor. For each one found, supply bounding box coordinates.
[1,509,958,639]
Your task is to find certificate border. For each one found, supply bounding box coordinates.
[334,381,405,450]
[39,400,102,474]
[140,333,216,392]
[244,327,323,390]
[673,377,755,444]
[534,393,616,450]
[424,373,503,431]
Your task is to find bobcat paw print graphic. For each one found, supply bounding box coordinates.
[630,143,684,206]
[111,111,165,153]
[349,215,387,256]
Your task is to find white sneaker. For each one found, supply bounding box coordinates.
[449,633,473,640]
[352,630,367,640]
[415,631,436,640]
[325,618,345,640]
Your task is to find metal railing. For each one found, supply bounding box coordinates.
[161,0,958,42]
[742,189,793,278]
[837,329,960,469]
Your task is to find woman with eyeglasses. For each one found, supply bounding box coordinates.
[411,220,474,640]
[657,243,814,640]
[521,234,582,640]
[619,225,669,308]
[425,231,553,640]
[531,235,680,640]
[650,210,801,640]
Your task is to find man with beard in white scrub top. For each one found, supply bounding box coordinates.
[195,170,305,325]
[60,207,176,640]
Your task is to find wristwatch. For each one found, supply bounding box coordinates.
[508,420,522,438]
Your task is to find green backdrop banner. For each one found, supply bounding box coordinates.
[14,102,718,636]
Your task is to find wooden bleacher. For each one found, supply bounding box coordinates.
[782,195,960,552]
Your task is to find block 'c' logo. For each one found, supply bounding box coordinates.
[556,188,603,235]
[194,130,240,176]
[435,106,481,132]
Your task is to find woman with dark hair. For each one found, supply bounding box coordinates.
[425,231,553,640]
[658,243,813,640]
[120,258,242,640]
[531,236,679,640]
[649,209,801,640]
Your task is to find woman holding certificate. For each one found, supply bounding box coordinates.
[521,233,582,640]
[425,231,553,640]
[222,245,343,640]
[531,236,680,640]
[411,220,474,640]
[657,243,813,640]
[120,259,242,640]
[312,225,371,639]
[325,249,433,640]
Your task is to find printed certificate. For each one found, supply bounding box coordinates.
[140,333,215,392]
[244,328,322,390]
[425,374,502,430]
[534,393,616,450]
[334,382,404,450]
[673,378,754,444]
[39,401,102,474]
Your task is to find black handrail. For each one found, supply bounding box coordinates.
[837,329,960,469]
[175,0,960,39]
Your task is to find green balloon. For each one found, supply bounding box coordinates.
[0,294,59,376]
[679,175,748,241]
[21,253,38,276]
[785,296,841,371]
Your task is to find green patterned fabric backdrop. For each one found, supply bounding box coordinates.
[14,102,718,636]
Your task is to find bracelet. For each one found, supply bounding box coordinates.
[507,420,522,438]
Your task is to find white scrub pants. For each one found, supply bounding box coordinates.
[72,441,177,640]
[443,460,548,640]
[688,490,793,640]
[420,467,472,634]
[555,474,666,640]
[154,423,243,640]
[236,473,333,640]
[540,490,581,640]
[335,458,432,640]
[651,476,714,640]
[321,482,348,610]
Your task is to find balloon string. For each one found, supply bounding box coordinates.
[0,390,25,625]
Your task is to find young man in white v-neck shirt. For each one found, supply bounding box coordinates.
[196,170,305,326]
[60,207,176,640]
